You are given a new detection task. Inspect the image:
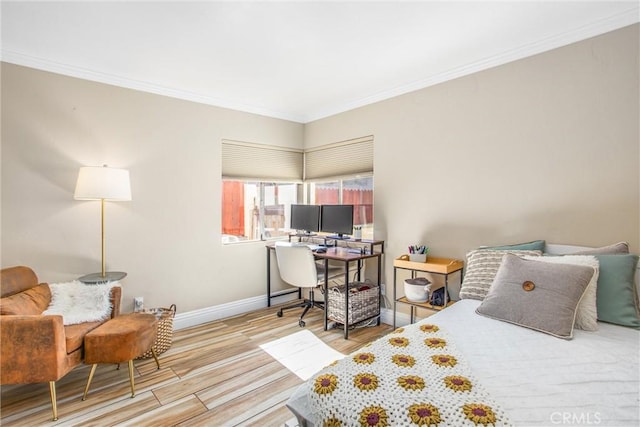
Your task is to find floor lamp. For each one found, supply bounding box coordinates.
[74,165,132,283]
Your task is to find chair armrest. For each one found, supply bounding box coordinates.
[0,315,70,383]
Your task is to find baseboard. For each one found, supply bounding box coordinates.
[174,293,404,331]
[173,290,299,330]
[380,307,414,327]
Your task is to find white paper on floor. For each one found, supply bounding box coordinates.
[259,329,345,380]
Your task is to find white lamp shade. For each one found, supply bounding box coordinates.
[74,166,132,201]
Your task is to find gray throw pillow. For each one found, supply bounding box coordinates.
[572,242,629,255]
[476,254,595,339]
[522,255,599,331]
[459,249,542,300]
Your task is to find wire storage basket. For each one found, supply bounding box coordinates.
[327,282,379,325]
[136,304,177,359]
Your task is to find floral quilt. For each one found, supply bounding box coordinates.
[306,323,512,426]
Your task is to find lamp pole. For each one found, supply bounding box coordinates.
[75,165,131,284]
[101,198,106,277]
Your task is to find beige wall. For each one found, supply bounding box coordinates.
[1,63,303,312]
[305,24,639,295]
[2,24,638,315]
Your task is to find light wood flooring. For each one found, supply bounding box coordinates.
[1,301,392,426]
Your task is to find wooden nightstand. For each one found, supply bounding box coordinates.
[392,255,464,328]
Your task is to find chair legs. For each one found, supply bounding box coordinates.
[83,347,160,401]
[82,364,98,401]
[276,289,323,327]
[128,360,136,397]
[49,381,58,421]
[83,360,137,400]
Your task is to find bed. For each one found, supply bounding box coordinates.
[286,243,640,426]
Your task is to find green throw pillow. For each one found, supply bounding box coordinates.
[487,240,546,251]
[594,254,640,329]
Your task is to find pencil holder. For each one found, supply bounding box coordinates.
[408,253,427,262]
[407,245,429,262]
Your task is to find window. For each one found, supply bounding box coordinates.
[221,136,374,244]
[305,136,374,239]
[310,176,374,240]
[222,181,300,243]
[221,139,304,244]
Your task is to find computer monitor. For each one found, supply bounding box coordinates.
[320,204,354,239]
[290,204,320,234]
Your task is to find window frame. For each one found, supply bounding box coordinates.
[222,173,373,245]
[221,136,373,245]
[221,179,304,244]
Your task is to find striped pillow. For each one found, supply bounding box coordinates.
[459,249,542,300]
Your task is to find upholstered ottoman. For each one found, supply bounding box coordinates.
[82,313,160,400]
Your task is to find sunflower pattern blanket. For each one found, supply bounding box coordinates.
[306,323,512,426]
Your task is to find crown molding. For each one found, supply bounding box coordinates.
[2,6,637,125]
[0,49,306,124]
[303,7,640,123]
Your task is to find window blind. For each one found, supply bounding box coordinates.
[222,140,303,181]
[304,136,374,180]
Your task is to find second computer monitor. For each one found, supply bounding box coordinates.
[320,204,354,239]
[290,204,320,234]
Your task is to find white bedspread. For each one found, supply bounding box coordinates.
[287,300,640,426]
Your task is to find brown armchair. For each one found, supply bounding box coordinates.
[0,266,121,421]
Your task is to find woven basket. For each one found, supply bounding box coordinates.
[136,304,176,359]
[327,282,379,325]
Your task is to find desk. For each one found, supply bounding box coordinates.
[289,234,384,256]
[266,243,383,339]
[266,238,384,307]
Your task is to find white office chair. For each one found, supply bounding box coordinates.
[274,242,343,327]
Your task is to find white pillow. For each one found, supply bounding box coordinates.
[523,255,599,331]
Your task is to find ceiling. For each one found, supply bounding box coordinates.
[1,1,638,123]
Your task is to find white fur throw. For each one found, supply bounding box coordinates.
[43,281,120,325]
